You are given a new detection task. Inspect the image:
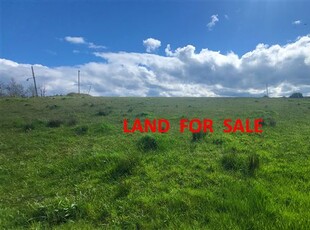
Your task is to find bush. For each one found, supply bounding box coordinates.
[137,135,158,151]
[47,119,63,128]
[192,131,206,142]
[289,92,303,98]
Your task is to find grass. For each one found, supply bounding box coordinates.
[0,96,310,229]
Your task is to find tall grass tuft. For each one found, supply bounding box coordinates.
[47,119,63,128]
[74,125,88,135]
[192,131,206,142]
[111,155,139,179]
[248,153,260,175]
[137,135,158,151]
[28,201,83,225]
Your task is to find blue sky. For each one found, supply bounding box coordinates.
[1,0,310,97]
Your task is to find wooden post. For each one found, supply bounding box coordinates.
[31,66,38,97]
[78,70,80,94]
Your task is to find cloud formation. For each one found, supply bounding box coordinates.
[65,36,86,44]
[207,14,219,30]
[1,35,310,97]
[64,36,106,49]
[292,20,302,25]
[143,38,161,52]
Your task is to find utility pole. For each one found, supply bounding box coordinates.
[78,70,80,94]
[31,66,38,97]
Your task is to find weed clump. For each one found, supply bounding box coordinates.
[47,119,63,128]
[97,107,112,116]
[192,131,206,142]
[221,152,260,176]
[28,201,83,225]
[115,182,131,198]
[23,123,35,132]
[94,123,113,133]
[74,125,88,135]
[111,156,139,179]
[46,104,59,110]
[260,117,276,127]
[248,153,260,175]
[221,153,244,171]
[66,117,78,126]
[135,112,148,118]
[212,138,224,145]
[137,135,158,151]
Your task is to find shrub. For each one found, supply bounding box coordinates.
[47,119,63,128]
[192,131,206,142]
[289,92,303,98]
[137,135,158,151]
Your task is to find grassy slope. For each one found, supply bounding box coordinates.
[0,96,309,229]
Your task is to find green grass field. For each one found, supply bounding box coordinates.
[0,96,310,229]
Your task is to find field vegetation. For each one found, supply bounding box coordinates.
[0,96,309,229]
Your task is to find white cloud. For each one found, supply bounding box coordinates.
[64,36,106,49]
[64,36,86,44]
[143,38,161,53]
[224,14,229,20]
[88,42,106,49]
[207,14,219,30]
[1,35,310,97]
[293,20,301,25]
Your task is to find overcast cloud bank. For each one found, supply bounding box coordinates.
[1,35,310,97]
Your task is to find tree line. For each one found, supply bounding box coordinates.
[0,78,46,97]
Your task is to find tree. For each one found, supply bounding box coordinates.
[289,92,303,98]
[39,85,46,97]
[6,78,25,97]
[25,85,36,97]
[0,81,6,96]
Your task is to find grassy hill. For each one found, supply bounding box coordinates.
[0,96,309,229]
